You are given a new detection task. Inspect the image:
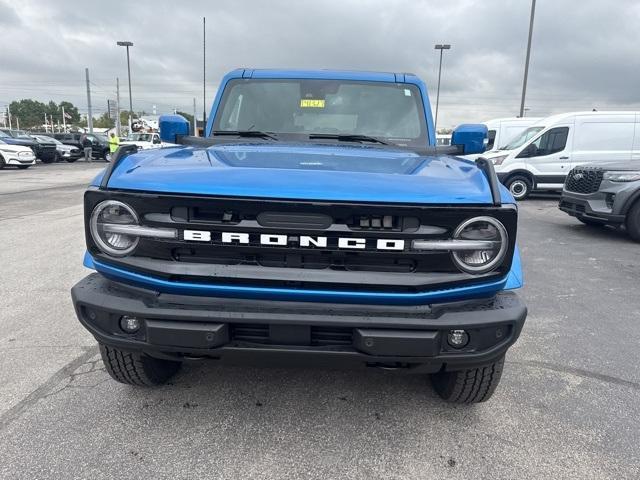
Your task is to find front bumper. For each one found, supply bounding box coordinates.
[559,189,627,224]
[72,273,527,373]
[3,153,36,165]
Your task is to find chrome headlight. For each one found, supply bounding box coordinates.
[603,171,640,182]
[451,216,508,274]
[90,200,140,257]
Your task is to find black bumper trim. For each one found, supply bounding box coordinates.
[559,197,625,224]
[72,273,527,372]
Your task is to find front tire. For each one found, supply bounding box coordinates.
[17,165,30,169]
[431,356,505,403]
[99,344,181,386]
[505,175,533,200]
[626,200,640,242]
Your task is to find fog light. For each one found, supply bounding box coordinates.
[447,329,469,348]
[120,315,141,333]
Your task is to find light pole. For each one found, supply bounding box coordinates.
[117,41,134,132]
[519,0,536,117]
[434,44,451,132]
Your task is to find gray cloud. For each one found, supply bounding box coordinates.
[1,0,639,127]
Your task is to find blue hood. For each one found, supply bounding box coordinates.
[101,143,501,204]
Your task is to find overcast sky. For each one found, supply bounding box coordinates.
[2,0,640,127]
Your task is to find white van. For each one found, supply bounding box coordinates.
[482,111,640,199]
[484,117,542,152]
[462,117,541,160]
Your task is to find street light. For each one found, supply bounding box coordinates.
[519,0,536,117]
[117,40,134,132]
[434,44,451,132]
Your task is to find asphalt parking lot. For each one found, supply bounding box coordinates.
[1,162,639,479]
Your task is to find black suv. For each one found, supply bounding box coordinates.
[559,162,640,241]
[47,132,110,159]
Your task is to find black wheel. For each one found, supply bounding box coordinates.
[431,356,505,404]
[40,156,55,164]
[505,175,533,200]
[17,165,30,169]
[626,200,640,242]
[65,157,77,163]
[0,154,5,169]
[577,217,605,227]
[99,343,181,386]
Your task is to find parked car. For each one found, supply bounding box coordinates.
[559,161,640,241]
[0,128,57,163]
[0,137,36,169]
[79,133,110,160]
[32,135,82,162]
[120,132,164,150]
[48,132,84,149]
[71,68,527,404]
[482,111,640,199]
[461,117,542,160]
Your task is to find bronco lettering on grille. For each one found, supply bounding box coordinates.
[183,230,406,251]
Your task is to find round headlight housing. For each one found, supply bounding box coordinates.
[452,216,508,274]
[90,200,139,257]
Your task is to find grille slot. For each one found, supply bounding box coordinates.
[230,323,352,347]
[311,326,353,346]
[565,167,604,194]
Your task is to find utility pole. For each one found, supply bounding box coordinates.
[193,97,197,136]
[44,113,48,132]
[434,44,451,132]
[116,77,121,137]
[203,17,207,128]
[7,105,12,129]
[519,0,536,118]
[62,106,67,132]
[85,68,94,133]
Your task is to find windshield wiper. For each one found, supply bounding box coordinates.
[213,130,278,140]
[308,133,390,145]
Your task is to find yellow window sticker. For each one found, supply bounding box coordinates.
[300,99,325,108]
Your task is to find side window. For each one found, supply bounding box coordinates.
[531,127,568,156]
[486,130,496,150]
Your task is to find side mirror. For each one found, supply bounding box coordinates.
[517,143,537,158]
[451,124,488,155]
[153,136,161,144]
[159,114,189,143]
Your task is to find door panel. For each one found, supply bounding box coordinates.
[523,125,573,185]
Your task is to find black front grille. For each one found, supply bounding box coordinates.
[565,167,604,194]
[85,191,518,293]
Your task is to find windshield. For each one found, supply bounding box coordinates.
[35,135,57,144]
[501,126,544,150]
[212,79,428,147]
[0,130,9,138]
[126,133,153,142]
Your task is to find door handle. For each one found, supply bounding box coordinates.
[559,156,569,159]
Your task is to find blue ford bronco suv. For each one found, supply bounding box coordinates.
[71,69,526,403]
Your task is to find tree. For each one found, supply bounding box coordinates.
[7,99,82,129]
[176,111,194,125]
[9,99,48,128]
[59,101,80,123]
[94,112,115,129]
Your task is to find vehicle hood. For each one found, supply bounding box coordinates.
[101,143,503,204]
[2,137,36,147]
[0,143,33,153]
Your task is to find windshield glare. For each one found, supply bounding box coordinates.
[127,133,152,142]
[213,79,428,147]
[502,126,544,150]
